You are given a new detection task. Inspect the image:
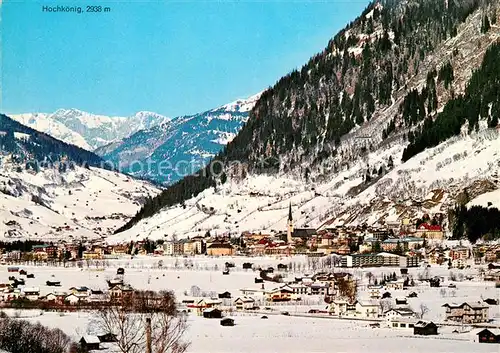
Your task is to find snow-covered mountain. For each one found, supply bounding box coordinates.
[111,0,500,242]
[10,109,170,151]
[95,93,261,185]
[108,118,500,243]
[0,114,161,241]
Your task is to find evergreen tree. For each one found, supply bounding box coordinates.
[450,205,500,243]
[77,243,84,259]
[481,15,491,33]
[438,62,454,89]
[220,172,227,184]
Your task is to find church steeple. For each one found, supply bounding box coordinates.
[286,202,294,244]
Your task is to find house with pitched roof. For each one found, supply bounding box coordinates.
[355,300,380,318]
[79,335,100,350]
[416,223,444,240]
[234,296,256,310]
[384,307,416,326]
[442,302,489,323]
[22,287,40,301]
[477,329,500,344]
[414,321,438,335]
[266,286,293,302]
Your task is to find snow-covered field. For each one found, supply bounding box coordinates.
[5,259,497,321]
[1,258,499,352]
[6,310,499,353]
[0,256,306,299]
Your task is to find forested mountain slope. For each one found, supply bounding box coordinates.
[113,0,500,240]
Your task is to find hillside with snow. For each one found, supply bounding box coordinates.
[10,109,170,151]
[0,159,160,241]
[111,1,500,241]
[0,114,160,241]
[95,93,262,185]
[107,126,499,242]
[468,188,500,210]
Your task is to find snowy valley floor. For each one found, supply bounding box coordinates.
[4,310,500,353]
[1,257,499,352]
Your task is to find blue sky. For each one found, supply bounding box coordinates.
[2,0,370,117]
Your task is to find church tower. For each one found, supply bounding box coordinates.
[286,202,294,244]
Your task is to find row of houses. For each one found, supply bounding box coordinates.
[181,296,260,315]
[329,299,492,324]
[0,284,134,304]
[184,291,492,325]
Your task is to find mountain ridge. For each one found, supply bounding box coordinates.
[10,109,171,151]
[0,114,104,168]
[94,93,262,185]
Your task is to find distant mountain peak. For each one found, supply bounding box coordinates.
[53,108,80,115]
[133,110,171,120]
[218,91,263,113]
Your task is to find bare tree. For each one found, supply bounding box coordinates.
[94,291,189,353]
[419,303,429,319]
[336,278,356,301]
[190,285,201,297]
[379,298,393,313]
[366,272,374,285]
[478,267,485,277]
[0,314,74,353]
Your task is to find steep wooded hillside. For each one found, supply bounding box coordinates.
[115,0,500,237]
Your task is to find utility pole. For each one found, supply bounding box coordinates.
[146,317,152,353]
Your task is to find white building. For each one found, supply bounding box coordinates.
[234,296,256,310]
[22,287,40,301]
[384,308,416,326]
[65,294,81,305]
[328,300,355,316]
[355,300,380,318]
[288,283,309,297]
[367,285,383,299]
[387,318,416,330]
